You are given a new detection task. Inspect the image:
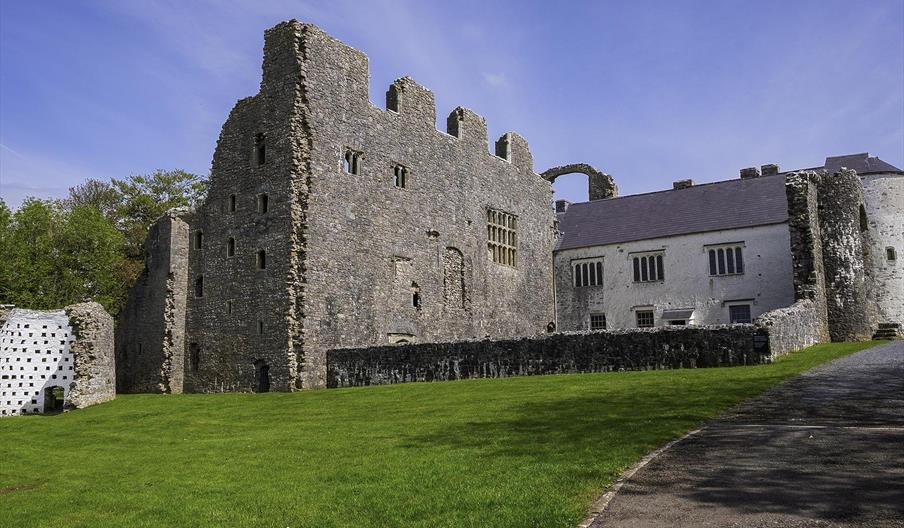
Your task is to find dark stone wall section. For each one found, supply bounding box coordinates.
[327,325,766,388]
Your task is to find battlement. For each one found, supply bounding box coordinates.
[258,20,537,171]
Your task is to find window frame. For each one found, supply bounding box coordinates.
[707,243,745,276]
[572,257,604,288]
[590,313,607,331]
[635,310,655,328]
[728,304,752,324]
[631,251,665,283]
[486,208,518,268]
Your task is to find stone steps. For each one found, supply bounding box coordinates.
[873,323,903,340]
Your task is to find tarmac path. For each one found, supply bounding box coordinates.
[588,341,904,528]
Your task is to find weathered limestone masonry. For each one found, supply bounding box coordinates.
[116,209,190,393]
[327,325,762,388]
[1,302,114,417]
[816,169,878,341]
[118,20,556,392]
[861,173,904,333]
[783,171,830,341]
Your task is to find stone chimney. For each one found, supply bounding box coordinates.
[761,163,780,176]
[555,199,571,213]
[740,167,761,179]
[673,179,694,190]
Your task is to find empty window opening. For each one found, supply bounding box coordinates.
[43,386,64,413]
[227,237,236,257]
[195,276,204,298]
[729,304,752,324]
[487,209,518,267]
[668,320,687,326]
[257,193,269,214]
[708,245,744,276]
[411,282,421,310]
[229,194,237,212]
[443,247,467,309]
[189,343,200,373]
[632,253,664,282]
[573,258,603,287]
[254,360,270,393]
[226,300,233,315]
[343,149,361,175]
[256,250,267,270]
[859,204,868,232]
[257,320,264,335]
[255,133,266,165]
[636,310,655,328]
[194,230,203,250]
[887,247,897,261]
[393,164,408,188]
[590,314,607,331]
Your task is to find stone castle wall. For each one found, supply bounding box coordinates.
[115,210,190,393]
[861,174,904,325]
[817,169,878,341]
[119,20,556,392]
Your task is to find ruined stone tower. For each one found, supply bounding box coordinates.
[116,21,557,392]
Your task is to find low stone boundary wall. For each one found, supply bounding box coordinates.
[754,299,825,358]
[327,325,768,388]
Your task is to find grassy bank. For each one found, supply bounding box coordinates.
[0,341,878,528]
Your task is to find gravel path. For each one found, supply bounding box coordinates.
[589,341,904,528]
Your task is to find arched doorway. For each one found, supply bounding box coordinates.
[253,360,270,393]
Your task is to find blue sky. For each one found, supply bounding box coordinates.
[1,0,902,209]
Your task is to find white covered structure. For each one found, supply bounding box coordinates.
[0,309,75,416]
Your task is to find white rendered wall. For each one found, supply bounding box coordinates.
[862,173,904,324]
[0,309,75,417]
[554,222,796,330]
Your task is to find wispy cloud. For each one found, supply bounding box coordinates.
[482,72,508,88]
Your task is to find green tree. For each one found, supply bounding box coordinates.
[112,169,207,259]
[63,178,120,221]
[0,199,125,315]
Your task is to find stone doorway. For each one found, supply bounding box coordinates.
[254,360,270,393]
[43,386,65,413]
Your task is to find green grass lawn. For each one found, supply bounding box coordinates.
[0,341,879,528]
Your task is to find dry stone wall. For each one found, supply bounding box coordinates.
[327,325,764,388]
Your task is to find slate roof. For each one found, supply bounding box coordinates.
[823,153,903,175]
[556,174,789,251]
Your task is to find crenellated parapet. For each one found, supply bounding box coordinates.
[386,76,436,128]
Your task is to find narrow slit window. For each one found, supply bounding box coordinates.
[256,250,267,270]
[194,230,203,250]
[229,194,237,212]
[257,321,264,335]
[393,164,408,188]
[194,276,204,298]
[257,193,269,214]
[226,300,233,315]
[227,237,235,257]
[255,133,266,165]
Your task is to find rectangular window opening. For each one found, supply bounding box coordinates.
[255,133,266,165]
[729,305,752,324]
[636,310,655,328]
[590,314,607,331]
[257,194,269,214]
[487,209,517,267]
